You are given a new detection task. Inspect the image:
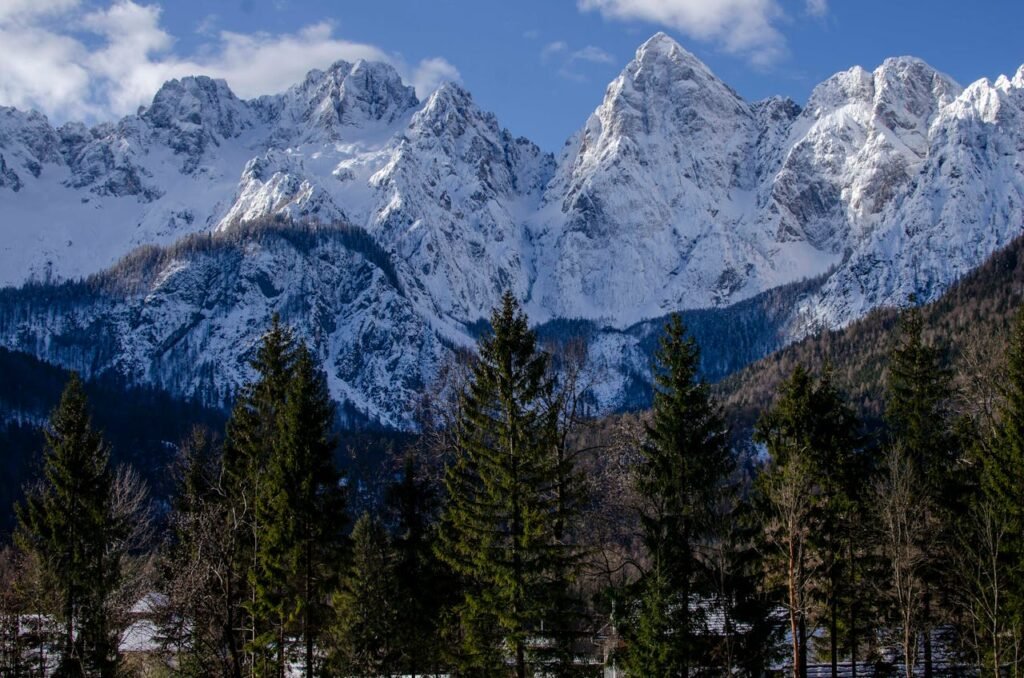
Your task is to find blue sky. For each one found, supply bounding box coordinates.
[2,0,1022,151]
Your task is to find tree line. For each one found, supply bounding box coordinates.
[2,292,1024,677]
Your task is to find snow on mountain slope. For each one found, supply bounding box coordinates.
[2,34,1024,424]
[805,65,1024,327]
[0,223,450,428]
[531,33,786,323]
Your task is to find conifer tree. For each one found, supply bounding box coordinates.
[436,292,580,678]
[756,366,860,678]
[223,316,297,677]
[624,314,732,678]
[978,305,1024,669]
[885,308,957,678]
[15,374,120,678]
[387,452,447,676]
[258,343,345,678]
[329,513,401,677]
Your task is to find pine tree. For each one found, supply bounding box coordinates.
[223,316,297,677]
[436,292,580,678]
[806,368,861,678]
[15,374,120,678]
[886,309,956,493]
[329,513,401,677]
[885,308,957,678]
[268,343,346,678]
[624,314,732,678]
[755,366,860,678]
[977,305,1024,672]
[387,452,447,676]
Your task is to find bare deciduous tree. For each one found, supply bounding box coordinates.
[876,444,932,678]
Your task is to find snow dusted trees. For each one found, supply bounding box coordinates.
[436,292,584,678]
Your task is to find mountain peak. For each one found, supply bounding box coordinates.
[634,32,711,74]
[280,58,418,136]
[142,75,251,140]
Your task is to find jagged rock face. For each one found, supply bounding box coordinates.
[0,227,446,428]
[2,35,1024,424]
[805,67,1024,327]
[261,60,420,141]
[369,83,555,320]
[534,34,772,322]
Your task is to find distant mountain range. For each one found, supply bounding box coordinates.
[1,32,1022,426]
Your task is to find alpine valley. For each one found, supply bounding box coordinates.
[2,32,1023,427]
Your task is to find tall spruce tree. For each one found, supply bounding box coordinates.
[15,374,120,678]
[979,305,1024,669]
[262,343,346,678]
[756,365,860,678]
[329,513,402,677]
[436,292,581,678]
[806,368,861,678]
[387,452,447,676]
[885,308,957,678]
[624,314,732,678]
[224,316,297,677]
[226,322,346,678]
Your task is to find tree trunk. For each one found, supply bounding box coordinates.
[850,541,858,678]
[789,535,801,678]
[923,586,933,678]
[305,536,313,678]
[831,584,838,678]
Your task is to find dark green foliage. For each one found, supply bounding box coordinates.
[437,292,581,677]
[625,314,733,677]
[387,452,449,675]
[329,513,402,677]
[225,318,347,677]
[720,232,1024,436]
[884,308,959,678]
[224,316,297,677]
[886,309,956,492]
[264,343,346,677]
[15,375,120,677]
[755,365,863,678]
[0,347,224,539]
[975,305,1024,670]
[979,306,1024,537]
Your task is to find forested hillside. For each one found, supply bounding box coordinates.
[719,231,1024,434]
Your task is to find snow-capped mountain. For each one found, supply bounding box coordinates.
[1,33,1023,425]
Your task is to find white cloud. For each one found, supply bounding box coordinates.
[805,0,828,17]
[540,41,617,82]
[541,41,569,60]
[411,57,461,98]
[0,0,79,23]
[571,45,615,65]
[0,1,460,122]
[578,0,826,65]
